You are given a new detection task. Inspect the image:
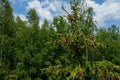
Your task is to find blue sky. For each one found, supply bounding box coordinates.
[8,0,120,27]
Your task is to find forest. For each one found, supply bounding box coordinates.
[0,0,120,80]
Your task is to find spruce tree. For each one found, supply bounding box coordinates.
[0,0,15,67]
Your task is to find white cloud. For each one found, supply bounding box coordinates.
[14,14,27,21]
[11,0,120,27]
[26,0,70,26]
[86,0,120,27]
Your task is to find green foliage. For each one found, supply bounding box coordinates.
[27,8,39,29]
[39,61,120,80]
[0,0,120,80]
[95,25,120,64]
[53,16,67,34]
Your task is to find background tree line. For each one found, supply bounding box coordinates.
[0,0,120,80]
